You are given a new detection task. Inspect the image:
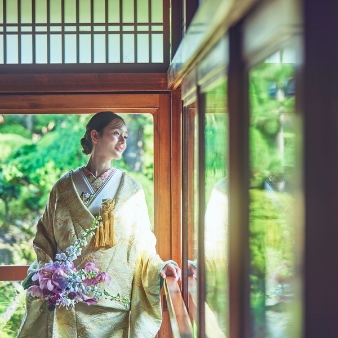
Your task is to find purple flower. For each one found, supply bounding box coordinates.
[99,272,111,286]
[84,262,99,273]
[27,285,44,298]
[51,268,68,290]
[81,294,98,306]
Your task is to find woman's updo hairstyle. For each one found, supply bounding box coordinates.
[80,111,125,155]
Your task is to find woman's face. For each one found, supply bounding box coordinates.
[92,118,128,160]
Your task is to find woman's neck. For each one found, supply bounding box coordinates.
[85,157,112,177]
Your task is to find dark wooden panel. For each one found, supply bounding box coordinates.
[0,73,168,93]
[0,94,160,114]
[228,22,251,338]
[0,265,29,281]
[302,0,338,337]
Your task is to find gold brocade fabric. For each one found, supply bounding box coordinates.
[17,172,164,338]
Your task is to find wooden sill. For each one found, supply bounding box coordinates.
[164,277,193,338]
[0,265,29,281]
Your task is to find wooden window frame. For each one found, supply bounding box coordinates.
[0,73,178,282]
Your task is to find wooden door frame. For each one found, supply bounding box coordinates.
[0,74,180,280]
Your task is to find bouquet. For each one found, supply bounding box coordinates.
[26,217,130,311]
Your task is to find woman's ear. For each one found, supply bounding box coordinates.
[90,130,100,144]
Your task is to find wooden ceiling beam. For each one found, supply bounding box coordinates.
[0,73,168,93]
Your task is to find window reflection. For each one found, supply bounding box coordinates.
[203,80,228,337]
[185,80,229,337]
[249,48,301,337]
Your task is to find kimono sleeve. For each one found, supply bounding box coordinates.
[22,185,58,288]
[129,187,164,338]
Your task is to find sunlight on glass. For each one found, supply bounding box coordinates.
[35,0,46,23]
[6,35,18,63]
[79,34,92,63]
[108,0,120,23]
[137,34,149,62]
[122,0,134,23]
[6,0,17,24]
[35,34,47,63]
[123,34,135,63]
[79,0,91,23]
[0,0,166,64]
[21,35,33,63]
[65,34,77,63]
[94,34,106,63]
[50,34,62,63]
[21,0,32,24]
[49,0,61,23]
[94,0,105,23]
[64,0,76,23]
[108,34,120,63]
[151,0,163,22]
[0,0,3,24]
[204,80,228,338]
[151,34,163,62]
[137,0,149,23]
[0,36,3,63]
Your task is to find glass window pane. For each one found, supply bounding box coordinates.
[50,26,61,32]
[151,25,162,31]
[137,34,149,62]
[0,36,3,63]
[79,34,91,63]
[35,0,47,23]
[94,25,105,31]
[186,103,199,335]
[108,34,120,63]
[137,0,149,23]
[6,0,18,24]
[79,0,91,23]
[249,47,301,337]
[35,26,47,32]
[79,25,91,32]
[21,26,32,31]
[203,79,229,337]
[6,26,18,32]
[35,34,47,63]
[50,0,61,23]
[0,0,3,24]
[122,34,134,63]
[93,34,106,63]
[122,25,133,31]
[151,34,162,63]
[151,0,162,23]
[94,0,105,23]
[21,0,32,24]
[6,35,18,63]
[122,0,134,23]
[64,0,76,23]
[50,34,62,63]
[21,34,33,63]
[64,26,76,32]
[108,0,119,23]
[65,34,76,63]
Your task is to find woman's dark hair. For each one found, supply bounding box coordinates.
[80,111,125,155]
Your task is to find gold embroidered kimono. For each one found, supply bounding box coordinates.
[18,170,165,338]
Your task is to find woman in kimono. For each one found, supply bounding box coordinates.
[18,111,180,338]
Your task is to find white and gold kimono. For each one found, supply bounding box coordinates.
[18,168,169,338]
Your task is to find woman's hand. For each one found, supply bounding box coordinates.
[160,263,181,280]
